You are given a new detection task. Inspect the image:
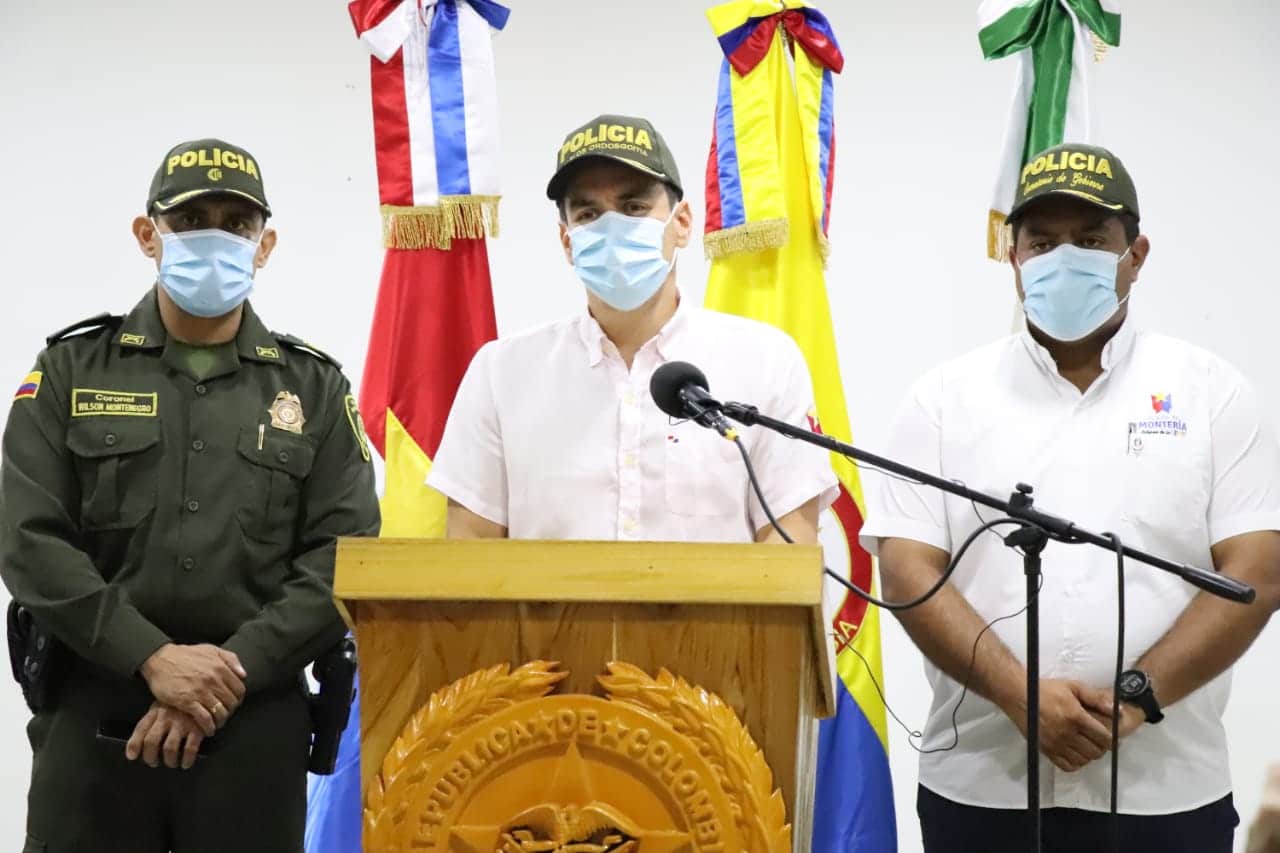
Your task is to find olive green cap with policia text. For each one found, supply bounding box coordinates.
[147,138,272,216]
[1010,143,1139,221]
[546,114,683,202]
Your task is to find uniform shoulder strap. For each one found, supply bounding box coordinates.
[45,313,122,347]
[274,333,343,370]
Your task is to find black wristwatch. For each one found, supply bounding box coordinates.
[1118,669,1164,723]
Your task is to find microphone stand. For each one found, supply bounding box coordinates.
[720,401,1255,850]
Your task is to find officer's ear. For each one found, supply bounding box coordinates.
[254,228,278,271]
[133,216,162,266]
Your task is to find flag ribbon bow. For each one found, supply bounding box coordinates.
[704,1,843,260]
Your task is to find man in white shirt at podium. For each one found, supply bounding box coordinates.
[428,113,838,543]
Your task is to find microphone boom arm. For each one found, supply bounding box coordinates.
[720,401,1255,604]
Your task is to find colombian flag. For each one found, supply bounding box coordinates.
[13,371,42,401]
[704,3,895,850]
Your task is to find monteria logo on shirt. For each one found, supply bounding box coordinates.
[71,389,158,417]
[1130,416,1188,438]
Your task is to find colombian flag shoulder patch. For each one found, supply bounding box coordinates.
[14,371,42,401]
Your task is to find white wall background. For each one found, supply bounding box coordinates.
[1,1,1277,850]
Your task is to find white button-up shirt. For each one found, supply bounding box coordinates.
[428,297,839,541]
[861,321,1280,814]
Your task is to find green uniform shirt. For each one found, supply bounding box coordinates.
[0,290,380,692]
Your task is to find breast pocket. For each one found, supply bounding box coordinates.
[65,421,161,530]
[1118,435,1211,558]
[664,429,747,518]
[236,428,317,545]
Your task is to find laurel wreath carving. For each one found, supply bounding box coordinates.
[598,662,791,853]
[363,660,788,852]
[363,660,567,851]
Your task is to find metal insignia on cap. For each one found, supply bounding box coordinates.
[269,391,305,434]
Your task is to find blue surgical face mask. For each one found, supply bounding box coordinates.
[157,228,260,318]
[567,209,676,312]
[1019,243,1132,342]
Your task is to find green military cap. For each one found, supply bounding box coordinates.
[1011,143,1139,221]
[147,138,272,217]
[546,114,683,201]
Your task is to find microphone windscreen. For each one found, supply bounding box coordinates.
[649,361,710,419]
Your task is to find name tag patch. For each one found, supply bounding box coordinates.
[71,389,158,417]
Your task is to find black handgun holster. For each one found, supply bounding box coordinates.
[7,602,66,712]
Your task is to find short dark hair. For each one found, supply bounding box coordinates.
[1010,210,1140,246]
[556,180,680,222]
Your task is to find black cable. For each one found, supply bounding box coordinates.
[844,574,1043,755]
[731,424,1122,809]
[732,421,1007,554]
[733,436,792,543]
[822,516,1028,611]
[733,434,1029,611]
[1104,531,1126,853]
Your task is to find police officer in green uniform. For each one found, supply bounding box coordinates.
[0,138,380,852]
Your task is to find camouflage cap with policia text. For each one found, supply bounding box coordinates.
[1010,143,1139,222]
[147,138,272,217]
[546,114,683,202]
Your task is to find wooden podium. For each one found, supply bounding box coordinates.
[335,539,835,853]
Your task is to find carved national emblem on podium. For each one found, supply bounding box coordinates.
[363,661,790,852]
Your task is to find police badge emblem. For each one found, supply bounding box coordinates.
[269,391,305,434]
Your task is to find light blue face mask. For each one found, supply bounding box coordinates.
[567,209,676,311]
[157,228,260,318]
[1019,243,1132,342]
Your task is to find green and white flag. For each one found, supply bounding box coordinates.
[980,0,1121,259]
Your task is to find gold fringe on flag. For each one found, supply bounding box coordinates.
[703,218,789,260]
[987,209,1013,262]
[380,195,501,250]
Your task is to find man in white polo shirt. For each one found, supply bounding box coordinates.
[862,143,1280,851]
[428,114,837,543]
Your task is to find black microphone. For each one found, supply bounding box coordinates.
[649,361,737,439]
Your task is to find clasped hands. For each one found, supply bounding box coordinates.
[1006,678,1147,773]
[125,643,247,770]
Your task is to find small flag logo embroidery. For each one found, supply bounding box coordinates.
[14,371,42,401]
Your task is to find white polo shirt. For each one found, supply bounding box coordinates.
[427,296,839,541]
[861,321,1280,814]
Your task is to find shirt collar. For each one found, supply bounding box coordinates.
[1018,316,1138,380]
[234,302,288,366]
[116,287,286,366]
[115,289,168,350]
[577,289,693,367]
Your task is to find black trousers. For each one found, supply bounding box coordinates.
[918,784,1238,853]
[23,668,310,853]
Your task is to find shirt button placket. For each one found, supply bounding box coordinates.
[617,359,644,539]
[182,381,212,585]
